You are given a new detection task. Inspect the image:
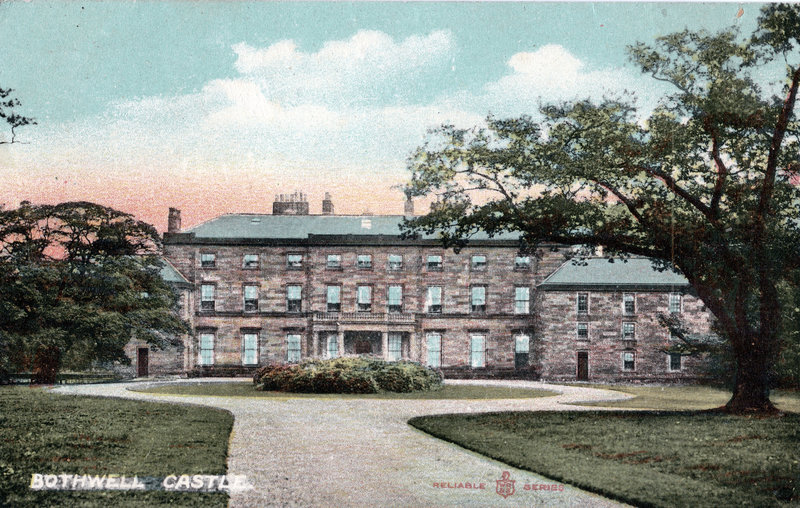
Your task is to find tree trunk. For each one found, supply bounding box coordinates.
[725,340,778,414]
[31,345,60,385]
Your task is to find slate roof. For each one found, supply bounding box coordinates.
[539,257,689,290]
[182,214,521,241]
[159,258,190,285]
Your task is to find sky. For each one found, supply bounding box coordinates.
[0,2,762,231]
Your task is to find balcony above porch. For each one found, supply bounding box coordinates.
[313,312,416,324]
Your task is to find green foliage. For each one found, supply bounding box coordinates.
[410,410,800,506]
[253,357,442,394]
[403,4,800,411]
[0,201,188,382]
[0,387,232,507]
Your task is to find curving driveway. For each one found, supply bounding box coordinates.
[54,379,633,507]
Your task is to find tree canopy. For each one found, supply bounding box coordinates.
[0,87,35,144]
[0,202,187,383]
[403,4,800,414]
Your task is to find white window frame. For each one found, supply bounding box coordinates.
[623,293,636,315]
[427,255,443,271]
[622,322,636,340]
[577,322,589,340]
[287,253,303,269]
[471,286,487,313]
[326,254,341,269]
[198,332,215,366]
[668,352,682,372]
[326,285,341,312]
[287,334,301,363]
[470,334,486,368]
[426,286,442,313]
[514,255,531,270]
[514,287,530,314]
[387,285,403,313]
[242,332,258,366]
[356,254,372,269]
[286,285,302,313]
[200,252,216,268]
[200,284,215,311]
[243,284,258,312]
[388,333,402,362]
[426,332,441,368]
[471,254,487,270]
[669,293,682,314]
[243,254,259,269]
[577,292,589,313]
[356,285,372,312]
[326,334,339,358]
[622,351,635,371]
[387,254,403,271]
[514,333,530,354]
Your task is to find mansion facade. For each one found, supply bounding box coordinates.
[124,193,715,383]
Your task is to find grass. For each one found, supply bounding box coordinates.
[0,386,234,507]
[564,383,800,412]
[410,410,800,507]
[137,381,556,400]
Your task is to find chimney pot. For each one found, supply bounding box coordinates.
[167,208,181,233]
[322,192,334,215]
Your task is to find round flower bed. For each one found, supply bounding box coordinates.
[253,357,442,394]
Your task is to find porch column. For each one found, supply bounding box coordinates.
[409,332,418,362]
[313,332,320,358]
[337,331,344,357]
[381,331,389,360]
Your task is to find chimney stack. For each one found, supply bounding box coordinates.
[272,191,310,215]
[322,192,334,215]
[167,208,181,233]
[404,196,414,218]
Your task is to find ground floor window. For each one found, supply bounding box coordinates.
[327,334,339,358]
[669,352,682,371]
[622,351,635,371]
[242,332,258,365]
[199,333,214,366]
[388,333,402,361]
[470,334,486,368]
[287,334,301,363]
[514,333,529,369]
[426,332,441,368]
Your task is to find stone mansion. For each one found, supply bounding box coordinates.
[125,192,715,382]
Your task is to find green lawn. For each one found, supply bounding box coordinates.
[0,386,233,507]
[137,381,556,400]
[565,384,800,412]
[410,410,799,507]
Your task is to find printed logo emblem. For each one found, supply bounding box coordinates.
[495,471,515,498]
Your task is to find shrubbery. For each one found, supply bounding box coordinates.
[253,357,442,394]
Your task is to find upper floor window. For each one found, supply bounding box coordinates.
[577,322,589,340]
[243,254,259,269]
[515,287,530,314]
[357,254,372,269]
[357,285,372,312]
[243,285,258,312]
[287,254,303,270]
[471,255,487,270]
[286,285,302,313]
[326,285,341,312]
[427,255,443,271]
[426,332,441,367]
[577,293,589,314]
[388,285,403,313]
[622,322,636,340]
[669,293,682,314]
[200,284,215,312]
[198,332,215,366]
[622,351,635,371]
[287,334,301,363]
[471,286,486,313]
[623,293,635,315]
[200,253,216,268]
[387,254,403,271]
[514,256,531,270]
[426,286,442,313]
[242,332,258,365]
[327,254,341,269]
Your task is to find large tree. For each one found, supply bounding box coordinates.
[0,202,187,384]
[403,4,800,414]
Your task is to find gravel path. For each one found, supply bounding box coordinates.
[54,379,633,507]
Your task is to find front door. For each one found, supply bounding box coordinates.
[137,348,149,377]
[577,352,589,381]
